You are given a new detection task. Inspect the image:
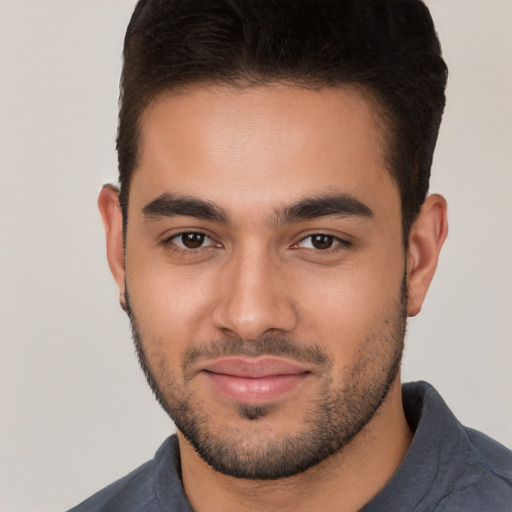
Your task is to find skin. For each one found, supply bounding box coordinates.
[99,85,448,511]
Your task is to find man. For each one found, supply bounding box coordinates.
[69,0,512,510]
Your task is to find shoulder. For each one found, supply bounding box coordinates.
[466,427,512,478]
[382,382,512,512]
[66,458,159,512]
[66,437,187,512]
[435,428,512,512]
[465,427,512,478]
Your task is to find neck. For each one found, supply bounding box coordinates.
[178,378,412,512]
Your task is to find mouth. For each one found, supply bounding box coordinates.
[201,357,311,405]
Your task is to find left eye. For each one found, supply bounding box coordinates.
[296,234,343,250]
[170,232,216,249]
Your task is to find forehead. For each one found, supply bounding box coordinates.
[132,84,399,219]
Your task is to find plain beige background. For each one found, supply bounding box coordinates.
[1,1,511,511]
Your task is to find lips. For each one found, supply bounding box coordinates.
[201,357,310,404]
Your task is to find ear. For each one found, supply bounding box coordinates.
[406,194,448,317]
[98,184,126,308]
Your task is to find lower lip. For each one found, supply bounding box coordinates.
[204,372,309,404]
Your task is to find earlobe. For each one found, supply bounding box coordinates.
[406,194,448,317]
[98,184,126,303]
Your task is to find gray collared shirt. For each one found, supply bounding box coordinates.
[67,381,512,511]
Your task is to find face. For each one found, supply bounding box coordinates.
[121,85,409,479]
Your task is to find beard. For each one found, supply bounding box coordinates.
[124,275,407,481]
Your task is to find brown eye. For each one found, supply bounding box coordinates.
[295,234,347,251]
[164,231,220,253]
[311,234,335,250]
[180,232,206,249]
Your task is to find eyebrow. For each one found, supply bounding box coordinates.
[275,193,374,225]
[142,194,229,223]
[142,192,374,225]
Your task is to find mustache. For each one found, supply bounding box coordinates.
[182,335,331,371]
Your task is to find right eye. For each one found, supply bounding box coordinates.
[167,232,217,250]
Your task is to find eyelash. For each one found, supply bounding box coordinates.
[161,232,220,254]
[292,234,351,253]
[161,231,351,255]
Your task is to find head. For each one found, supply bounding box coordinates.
[99,0,448,481]
[117,0,448,240]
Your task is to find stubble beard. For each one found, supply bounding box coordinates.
[124,277,407,480]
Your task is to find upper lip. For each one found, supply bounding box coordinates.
[201,357,310,378]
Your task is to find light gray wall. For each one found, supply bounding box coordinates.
[1,1,511,510]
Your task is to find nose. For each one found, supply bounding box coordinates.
[211,248,298,341]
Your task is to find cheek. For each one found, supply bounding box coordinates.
[125,256,218,350]
[296,255,405,349]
